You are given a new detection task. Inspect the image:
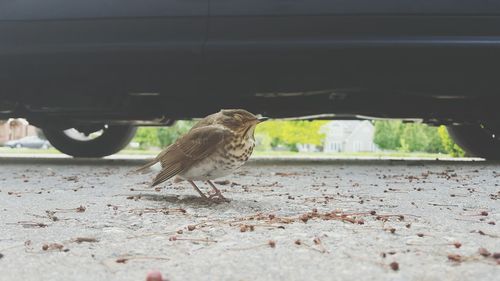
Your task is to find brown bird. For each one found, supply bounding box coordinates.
[137,109,268,201]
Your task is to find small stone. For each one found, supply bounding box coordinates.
[389,262,399,271]
[448,254,462,262]
[268,240,276,248]
[240,225,247,232]
[478,248,491,257]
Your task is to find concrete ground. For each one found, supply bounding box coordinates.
[0,156,499,281]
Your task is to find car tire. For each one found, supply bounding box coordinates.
[447,124,500,160]
[43,125,137,158]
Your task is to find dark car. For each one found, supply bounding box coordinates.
[4,136,51,149]
[1,1,499,158]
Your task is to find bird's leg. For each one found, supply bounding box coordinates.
[188,180,208,199]
[206,180,229,201]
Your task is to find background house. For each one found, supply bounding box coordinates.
[0,119,38,144]
[321,120,379,153]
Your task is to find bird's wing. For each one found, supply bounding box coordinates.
[150,125,232,187]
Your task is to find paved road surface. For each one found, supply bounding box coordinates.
[0,157,499,281]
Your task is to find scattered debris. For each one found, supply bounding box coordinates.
[472,230,499,238]
[42,243,64,251]
[45,210,59,221]
[168,237,216,243]
[389,262,399,271]
[478,248,491,257]
[239,225,255,232]
[214,180,231,185]
[130,207,187,215]
[274,172,300,177]
[448,254,463,263]
[63,176,79,182]
[268,240,276,248]
[115,256,169,264]
[13,221,48,228]
[72,237,99,244]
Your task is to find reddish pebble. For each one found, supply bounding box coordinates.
[478,248,491,257]
[268,240,276,248]
[146,271,164,281]
[389,262,399,271]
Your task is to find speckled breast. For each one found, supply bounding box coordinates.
[178,137,255,181]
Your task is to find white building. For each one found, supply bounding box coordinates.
[321,121,379,153]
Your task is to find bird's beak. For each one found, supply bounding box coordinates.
[257,116,269,123]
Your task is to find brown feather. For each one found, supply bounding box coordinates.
[149,125,232,186]
[151,163,183,187]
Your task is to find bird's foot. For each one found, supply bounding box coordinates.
[207,191,230,202]
[206,180,230,202]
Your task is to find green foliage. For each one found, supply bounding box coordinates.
[255,120,328,149]
[157,120,195,148]
[437,126,465,157]
[373,120,465,156]
[399,123,444,153]
[133,121,195,149]
[134,127,160,149]
[374,120,404,150]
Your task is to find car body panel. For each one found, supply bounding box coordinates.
[206,1,500,97]
[0,0,499,123]
[0,0,208,100]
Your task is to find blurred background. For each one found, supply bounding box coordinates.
[0,118,464,158]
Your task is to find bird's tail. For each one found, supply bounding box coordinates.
[135,159,159,173]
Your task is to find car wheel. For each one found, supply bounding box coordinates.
[447,123,500,160]
[43,125,137,158]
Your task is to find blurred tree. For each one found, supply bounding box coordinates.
[399,123,445,153]
[373,120,404,150]
[133,120,196,149]
[374,120,464,156]
[134,127,160,149]
[255,120,328,149]
[438,126,465,157]
[156,120,195,148]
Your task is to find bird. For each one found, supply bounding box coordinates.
[137,109,268,201]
